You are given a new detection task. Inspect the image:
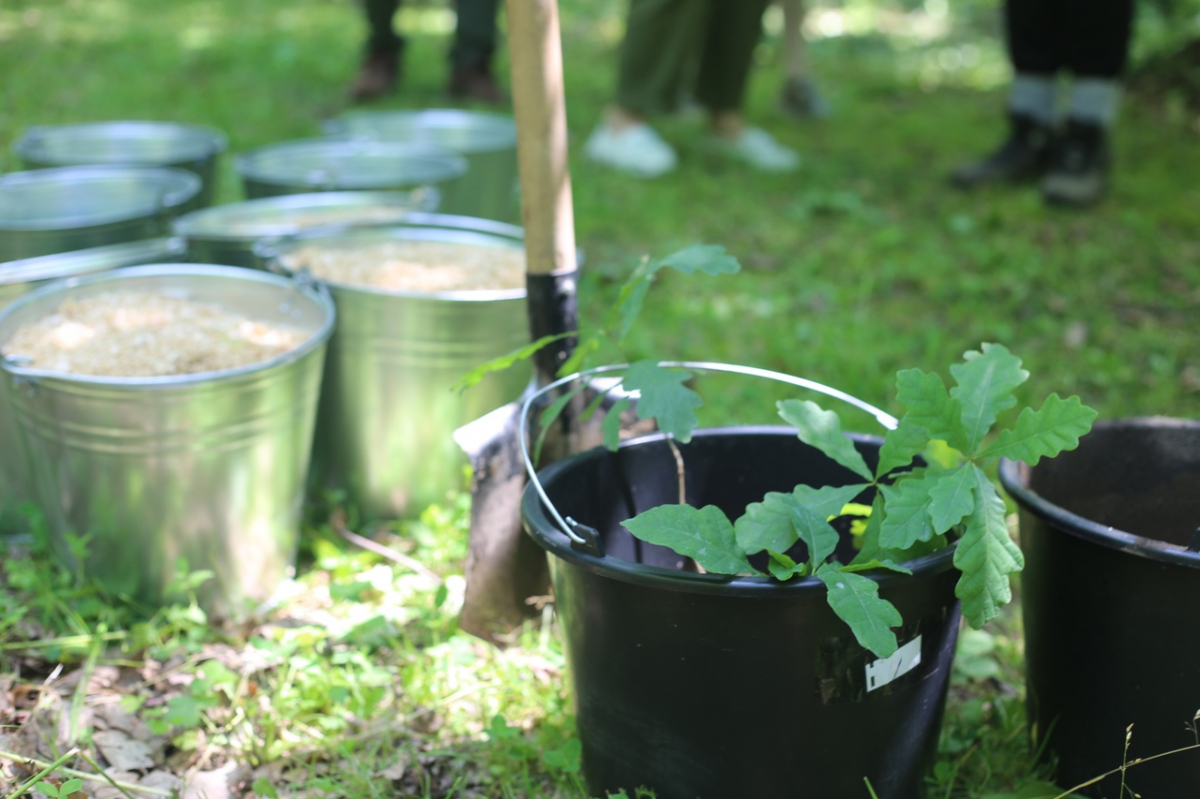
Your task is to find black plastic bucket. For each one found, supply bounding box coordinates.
[522,427,962,799]
[999,418,1200,797]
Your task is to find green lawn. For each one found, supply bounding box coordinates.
[1,0,1198,796]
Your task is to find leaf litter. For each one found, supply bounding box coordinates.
[0,507,579,798]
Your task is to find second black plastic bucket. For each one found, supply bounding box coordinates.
[1000,418,1200,797]
[522,428,962,799]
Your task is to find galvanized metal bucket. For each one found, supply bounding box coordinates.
[0,166,202,261]
[234,138,467,207]
[325,110,518,223]
[263,215,531,520]
[173,190,440,269]
[13,121,228,208]
[0,238,187,531]
[0,264,335,616]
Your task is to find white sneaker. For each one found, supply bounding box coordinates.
[713,127,800,172]
[584,122,678,178]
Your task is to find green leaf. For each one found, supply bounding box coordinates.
[766,550,808,580]
[614,275,652,342]
[534,383,587,462]
[953,466,1024,628]
[777,399,873,480]
[895,368,969,451]
[837,558,913,575]
[816,564,902,658]
[622,361,702,443]
[610,244,738,341]
[977,393,1098,465]
[60,780,84,795]
[735,492,802,556]
[949,343,1029,454]
[797,484,873,520]
[252,778,280,799]
[875,417,930,478]
[451,332,570,392]
[164,692,216,728]
[927,464,977,534]
[556,334,601,379]
[879,473,943,550]
[646,242,741,277]
[541,737,582,774]
[735,484,866,563]
[851,493,888,564]
[621,504,759,576]
[601,396,632,451]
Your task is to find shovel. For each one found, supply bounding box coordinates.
[454,0,581,644]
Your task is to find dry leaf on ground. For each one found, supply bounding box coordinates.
[93,728,157,771]
[181,760,251,799]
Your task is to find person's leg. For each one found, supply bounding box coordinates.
[694,0,799,171]
[615,0,709,119]
[364,0,404,54]
[350,0,403,101]
[585,0,706,177]
[779,0,829,118]
[693,0,771,116]
[1042,0,1134,206]
[950,0,1063,187]
[447,0,504,103]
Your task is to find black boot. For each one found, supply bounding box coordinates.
[951,113,1056,189]
[1040,119,1110,208]
[349,45,401,103]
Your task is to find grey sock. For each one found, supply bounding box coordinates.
[1069,79,1122,127]
[1008,73,1057,125]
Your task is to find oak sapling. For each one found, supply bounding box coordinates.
[465,244,1098,658]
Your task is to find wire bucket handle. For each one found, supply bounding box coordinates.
[519,360,898,550]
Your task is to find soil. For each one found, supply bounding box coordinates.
[1,291,307,377]
[280,240,525,293]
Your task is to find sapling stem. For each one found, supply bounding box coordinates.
[666,437,685,505]
[664,436,706,574]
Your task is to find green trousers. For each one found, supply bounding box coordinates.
[616,0,772,116]
[363,0,499,68]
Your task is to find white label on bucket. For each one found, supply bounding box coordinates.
[865,635,923,692]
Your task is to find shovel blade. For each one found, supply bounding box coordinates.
[453,401,550,645]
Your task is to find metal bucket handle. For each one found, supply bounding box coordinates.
[519,361,899,549]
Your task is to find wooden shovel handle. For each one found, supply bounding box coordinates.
[505,0,577,277]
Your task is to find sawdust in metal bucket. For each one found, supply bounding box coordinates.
[280,240,526,293]
[1,291,308,377]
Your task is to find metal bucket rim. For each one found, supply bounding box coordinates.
[171,190,438,243]
[14,121,229,165]
[522,426,960,598]
[0,166,202,231]
[999,417,1200,568]
[0,238,186,287]
[265,216,528,302]
[233,138,468,189]
[324,109,516,154]
[0,263,336,388]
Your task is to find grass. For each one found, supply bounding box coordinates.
[1,0,1198,796]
